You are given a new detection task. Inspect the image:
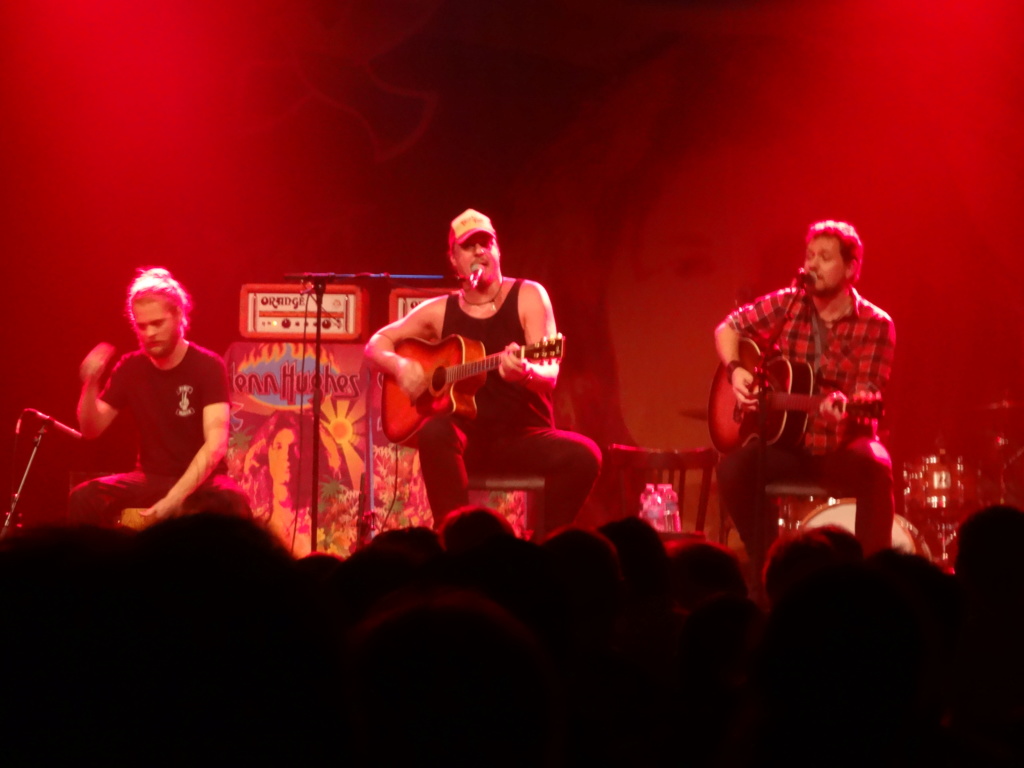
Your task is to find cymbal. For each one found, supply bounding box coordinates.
[678,406,709,421]
[976,399,1024,412]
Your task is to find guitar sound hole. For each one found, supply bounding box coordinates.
[431,367,447,391]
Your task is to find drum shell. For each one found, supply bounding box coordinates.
[902,454,977,514]
[799,497,929,558]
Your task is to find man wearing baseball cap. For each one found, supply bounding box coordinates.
[365,208,601,535]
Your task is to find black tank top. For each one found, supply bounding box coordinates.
[441,279,554,431]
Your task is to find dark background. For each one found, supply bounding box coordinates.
[3,0,1022,526]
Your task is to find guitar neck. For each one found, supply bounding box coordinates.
[438,334,563,384]
[766,391,823,413]
[445,352,505,383]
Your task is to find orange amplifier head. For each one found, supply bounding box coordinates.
[239,284,367,341]
[389,286,452,323]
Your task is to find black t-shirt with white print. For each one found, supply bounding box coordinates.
[102,343,230,477]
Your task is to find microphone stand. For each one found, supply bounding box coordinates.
[750,278,809,580]
[284,273,332,553]
[284,272,445,552]
[333,272,446,547]
[3,425,49,541]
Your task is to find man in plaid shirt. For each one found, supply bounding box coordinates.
[714,220,896,561]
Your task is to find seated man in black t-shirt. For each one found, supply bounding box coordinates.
[364,209,601,533]
[69,268,246,525]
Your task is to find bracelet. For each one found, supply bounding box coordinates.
[725,360,742,380]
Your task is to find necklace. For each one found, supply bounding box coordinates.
[460,279,504,310]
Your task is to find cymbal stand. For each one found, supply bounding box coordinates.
[930,517,959,569]
[998,442,1024,505]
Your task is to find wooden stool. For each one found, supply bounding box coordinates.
[605,444,719,541]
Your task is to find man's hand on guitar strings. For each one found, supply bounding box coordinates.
[731,367,758,411]
[396,356,428,400]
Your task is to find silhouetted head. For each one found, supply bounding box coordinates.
[180,484,253,520]
[598,516,670,602]
[347,590,560,766]
[763,526,862,608]
[438,504,515,554]
[956,504,1024,603]
[665,538,748,612]
[368,525,444,566]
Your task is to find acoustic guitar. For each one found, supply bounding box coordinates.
[381,333,564,444]
[708,337,883,453]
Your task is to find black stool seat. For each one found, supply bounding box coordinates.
[765,480,844,533]
[764,480,832,497]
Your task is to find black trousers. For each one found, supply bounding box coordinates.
[717,437,895,561]
[68,471,247,526]
[416,416,602,534]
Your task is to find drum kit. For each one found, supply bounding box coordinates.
[898,397,1024,567]
[781,398,1024,569]
[801,498,928,559]
[898,452,976,566]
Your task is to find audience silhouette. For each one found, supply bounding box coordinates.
[2,490,1022,766]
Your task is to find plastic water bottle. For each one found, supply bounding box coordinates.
[638,487,655,528]
[659,483,681,533]
[638,483,654,522]
[639,483,665,530]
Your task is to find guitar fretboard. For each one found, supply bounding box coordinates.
[445,354,503,383]
[766,391,881,419]
[766,392,822,413]
[440,336,563,384]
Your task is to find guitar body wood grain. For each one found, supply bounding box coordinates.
[381,335,487,444]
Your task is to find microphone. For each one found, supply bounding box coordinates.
[468,263,483,289]
[796,268,817,289]
[21,409,83,440]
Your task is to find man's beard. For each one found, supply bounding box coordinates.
[809,282,846,301]
[145,330,181,360]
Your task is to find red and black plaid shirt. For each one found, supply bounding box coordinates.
[725,286,895,454]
